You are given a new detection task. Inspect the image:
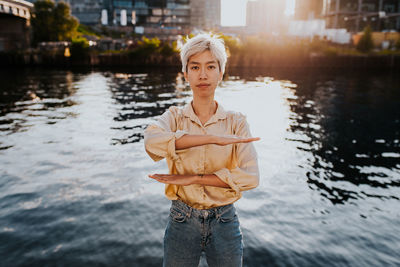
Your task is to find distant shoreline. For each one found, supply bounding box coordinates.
[1,52,400,69]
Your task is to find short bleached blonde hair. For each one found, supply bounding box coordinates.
[180,33,227,74]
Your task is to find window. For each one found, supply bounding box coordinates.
[383,4,395,13]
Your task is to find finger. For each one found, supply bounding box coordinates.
[149,174,167,179]
[149,173,169,178]
[241,137,261,143]
[149,176,167,183]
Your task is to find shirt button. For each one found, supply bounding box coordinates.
[203,211,208,218]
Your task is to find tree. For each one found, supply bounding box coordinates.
[53,2,78,41]
[356,25,374,53]
[31,0,78,44]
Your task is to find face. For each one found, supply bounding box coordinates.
[184,50,223,99]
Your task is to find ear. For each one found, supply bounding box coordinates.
[219,71,223,81]
[183,72,188,81]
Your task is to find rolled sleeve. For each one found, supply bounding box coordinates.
[213,168,241,195]
[144,108,187,162]
[213,114,260,193]
[213,163,259,195]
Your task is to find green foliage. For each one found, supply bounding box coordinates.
[31,0,55,43]
[376,49,400,55]
[133,37,161,57]
[159,43,175,57]
[356,25,374,53]
[99,26,127,38]
[395,38,400,51]
[219,34,241,55]
[309,36,325,52]
[31,0,78,44]
[77,24,101,38]
[322,47,339,57]
[70,37,89,59]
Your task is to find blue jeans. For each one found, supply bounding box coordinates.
[163,199,243,267]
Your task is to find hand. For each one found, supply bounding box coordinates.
[213,135,260,146]
[148,174,196,186]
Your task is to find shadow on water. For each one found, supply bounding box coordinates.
[0,68,84,148]
[106,69,191,145]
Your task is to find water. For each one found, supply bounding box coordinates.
[0,67,399,267]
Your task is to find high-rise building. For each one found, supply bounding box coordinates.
[295,0,324,20]
[246,0,286,34]
[25,0,105,25]
[105,0,135,26]
[130,0,191,35]
[190,0,221,30]
[322,0,400,32]
[26,0,192,32]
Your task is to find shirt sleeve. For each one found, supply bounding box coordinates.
[144,107,188,162]
[213,114,260,195]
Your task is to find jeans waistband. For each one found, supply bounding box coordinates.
[171,199,235,219]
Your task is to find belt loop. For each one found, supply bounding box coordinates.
[215,207,221,221]
[187,206,192,218]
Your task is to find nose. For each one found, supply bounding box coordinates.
[199,67,207,79]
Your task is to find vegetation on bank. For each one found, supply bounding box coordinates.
[31,0,78,45]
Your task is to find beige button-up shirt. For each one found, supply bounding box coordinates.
[144,100,259,209]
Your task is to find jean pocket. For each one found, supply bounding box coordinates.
[170,207,187,223]
[218,207,236,223]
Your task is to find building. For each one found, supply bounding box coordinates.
[130,0,191,36]
[294,0,324,20]
[246,0,286,34]
[134,0,190,27]
[26,0,192,31]
[103,0,133,26]
[0,0,33,51]
[24,0,223,36]
[322,0,400,32]
[64,0,104,25]
[25,0,104,25]
[190,0,220,30]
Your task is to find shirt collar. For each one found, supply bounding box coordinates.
[183,100,227,126]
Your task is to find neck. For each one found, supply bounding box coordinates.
[191,97,217,117]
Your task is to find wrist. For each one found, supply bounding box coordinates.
[193,174,204,184]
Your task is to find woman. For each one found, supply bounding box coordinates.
[144,33,260,267]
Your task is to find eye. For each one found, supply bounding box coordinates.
[190,66,199,70]
[208,65,216,69]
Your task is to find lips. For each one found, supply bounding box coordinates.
[197,83,211,88]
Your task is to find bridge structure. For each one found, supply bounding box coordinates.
[0,0,33,51]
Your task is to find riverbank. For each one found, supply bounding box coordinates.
[2,50,400,69]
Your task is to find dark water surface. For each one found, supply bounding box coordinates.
[0,67,399,267]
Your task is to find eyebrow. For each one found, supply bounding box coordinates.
[188,60,217,65]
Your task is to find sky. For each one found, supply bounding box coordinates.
[221,0,296,27]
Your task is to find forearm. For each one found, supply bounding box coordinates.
[175,134,217,150]
[193,174,230,188]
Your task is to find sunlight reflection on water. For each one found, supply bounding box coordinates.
[0,68,399,266]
